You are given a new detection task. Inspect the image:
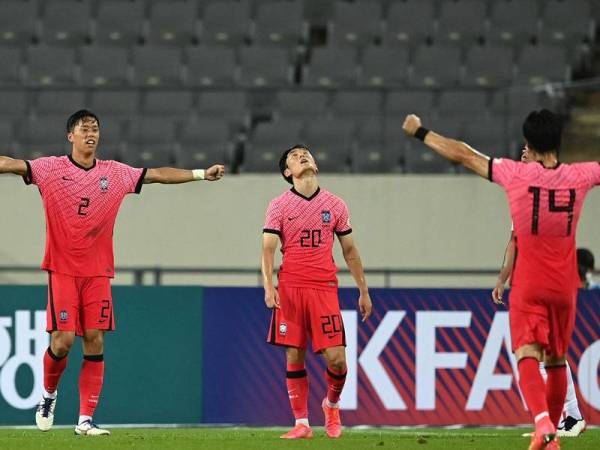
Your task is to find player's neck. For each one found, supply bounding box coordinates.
[537,152,559,169]
[292,176,319,198]
[71,149,96,169]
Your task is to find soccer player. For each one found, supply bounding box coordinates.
[261,145,372,439]
[577,248,600,289]
[403,109,600,450]
[492,148,586,439]
[0,110,225,435]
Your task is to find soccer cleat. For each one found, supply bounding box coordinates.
[322,398,342,438]
[279,423,313,439]
[528,418,557,450]
[35,395,57,432]
[557,416,586,437]
[545,437,561,450]
[74,420,111,436]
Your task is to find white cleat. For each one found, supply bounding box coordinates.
[74,420,111,436]
[557,417,586,437]
[35,396,57,432]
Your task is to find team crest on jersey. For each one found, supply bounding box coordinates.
[279,323,287,336]
[59,310,68,322]
[322,210,331,224]
[99,176,109,192]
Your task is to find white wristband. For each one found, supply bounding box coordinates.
[192,169,205,180]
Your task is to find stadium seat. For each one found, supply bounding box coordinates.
[26,46,77,86]
[253,0,306,46]
[276,91,329,118]
[353,117,396,173]
[80,45,130,87]
[436,0,486,44]
[202,0,251,45]
[464,118,511,158]
[329,0,382,46]
[124,117,177,167]
[0,119,15,152]
[41,0,91,45]
[0,47,22,85]
[304,117,354,172]
[303,46,358,87]
[410,45,461,88]
[488,0,539,46]
[539,0,593,45]
[515,45,569,86]
[133,46,182,86]
[96,0,145,46]
[330,91,383,117]
[490,90,550,122]
[382,0,435,46]
[0,0,37,45]
[0,91,27,118]
[35,90,87,116]
[404,118,462,173]
[95,118,122,160]
[463,45,514,88]
[147,1,199,45]
[179,117,232,168]
[90,91,140,118]
[438,90,488,120]
[239,46,292,87]
[244,119,303,172]
[385,91,436,117]
[196,91,248,127]
[358,46,409,87]
[142,91,195,117]
[18,116,68,147]
[185,46,238,86]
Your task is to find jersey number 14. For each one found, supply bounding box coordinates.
[528,187,576,236]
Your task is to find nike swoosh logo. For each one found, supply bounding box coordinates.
[288,216,299,221]
[62,176,73,181]
[327,334,339,339]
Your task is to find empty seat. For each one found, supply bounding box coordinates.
[124,117,178,167]
[239,46,292,86]
[488,0,539,45]
[276,91,329,117]
[352,117,395,173]
[490,90,549,119]
[196,91,247,125]
[436,0,486,44]
[0,91,28,117]
[329,0,381,46]
[404,118,462,173]
[96,0,145,46]
[245,119,303,172]
[26,46,77,86]
[330,91,382,117]
[41,0,91,45]
[304,118,354,171]
[515,45,568,86]
[0,0,36,45]
[254,0,305,45]
[464,118,511,158]
[94,117,122,160]
[438,90,488,119]
[539,0,593,45]
[385,91,436,117]
[202,0,250,45]
[382,0,435,46]
[35,90,87,116]
[185,46,237,86]
[147,1,199,45]
[133,46,182,86]
[358,46,409,87]
[463,45,514,87]
[0,120,15,152]
[179,117,231,168]
[410,45,461,88]
[19,116,68,147]
[80,45,130,87]
[303,46,357,87]
[0,47,22,85]
[91,91,140,118]
[142,91,194,116]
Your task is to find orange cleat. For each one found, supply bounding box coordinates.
[279,423,313,439]
[528,417,557,450]
[322,398,342,438]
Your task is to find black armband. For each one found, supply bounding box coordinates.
[414,127,430,141]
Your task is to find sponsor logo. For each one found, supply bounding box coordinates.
[279,323,287,336]
[59,310,68,322]
[322,210,331,224]
[99,177,109,192]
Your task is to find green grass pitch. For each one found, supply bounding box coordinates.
[0,427,598,449]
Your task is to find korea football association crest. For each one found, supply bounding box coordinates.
[279,323,287,336]
[59,310,68,322]
[99,176,109,192]
[322,210,331,224]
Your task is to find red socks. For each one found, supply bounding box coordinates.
[286,363,309,420]
[518,357,549,422]
[546,365,567,427]
[325,367,347,404]
[79,355,105,417]
[43,347,68,394]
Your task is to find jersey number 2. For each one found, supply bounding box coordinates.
[78,197,90,216]
[528,187,576,236]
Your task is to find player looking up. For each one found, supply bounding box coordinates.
[0,110,225,436]
[261,145,372,440]
[403,109,600,450]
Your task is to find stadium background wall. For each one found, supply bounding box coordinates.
[1,286,599,426]
[1,175,600,286]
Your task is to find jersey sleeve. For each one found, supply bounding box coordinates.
[263,198,283,236]
[488,158,518,188]
[578,162,600,187]
[115,162,147,195]
[334,198,352,236]
[22,157,55,188]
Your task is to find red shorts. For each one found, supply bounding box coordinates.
[509,285,577,356]
[47,272,115,336]
[267,284,345,353]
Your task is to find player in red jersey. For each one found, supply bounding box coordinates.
[403,109,600,450]
[0,110,225,435]
[261,145,372,439]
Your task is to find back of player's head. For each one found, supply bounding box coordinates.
[578,247,595,272]
[522,109,562,154]
[67,109,100,133]
[279,144,311,184]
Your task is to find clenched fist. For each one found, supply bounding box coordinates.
[402,114,422,136]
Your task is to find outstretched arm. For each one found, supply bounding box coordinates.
[402,114,490,179]
[492,232,516,305]
[0,156,28,176]
[338,233,372,322]
[144,164,225,184]
[262,233,280,309]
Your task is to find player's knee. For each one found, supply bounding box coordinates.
[328,355,347,373]
[51,332,75,356]
[82,331,104,353]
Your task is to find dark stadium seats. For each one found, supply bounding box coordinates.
[253,0,305,46]
[142,91,195,117]
[410,45,461,88]
[304,117,354,171]
[96,0,145,46]
[196,91,248,123]
[0,91,27,118]
[91,91,140,118]
[329,0,382,46]
[488,0,539,46]
[202,0,251,45]
[179,117,232,168]
[0,0,37,45]
[463,45,514,88]
[80,45,130,87]
[353,117,397,173]
[244,119,303,172]
[438,90,488,121]
[124,116,177,167]
[515,44,569,86]
[18,116,68,151]
[303,46,358,87]
[404,118,462,173]
[276,91,329,118]
[436,0,486,44]
[0,47,22,85]
[185,46,238,86]
[239,46,293,87]
[0,120,15,153]
[464,118,511,158]
[382,0,434,46]
[133,46,182,86]
[35,90,87,116]
[539,0,593,46]
[147,1,199,45]
[385,91,436,118]
[358,46,409,87]
[41,0,91,45]
[26,46,77,86]
[330,91,382,117]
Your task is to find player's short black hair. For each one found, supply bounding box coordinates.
[577,248,595,281]
[522,109,562,154]
[279,144,310,185]
[67,109,100,133]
